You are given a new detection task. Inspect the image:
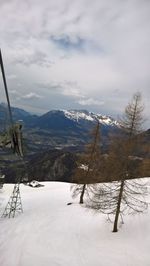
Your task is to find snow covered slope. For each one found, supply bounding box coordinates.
[35,109,119,131]
[63,109,119,126]
[0,181,150,266]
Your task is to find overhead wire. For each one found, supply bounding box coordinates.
[0,49,24,158]
[0,49,14,127]
[0,49,27,183]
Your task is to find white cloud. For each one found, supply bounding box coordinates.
[9,89,18,95]
[21,92,43,100]
[78,98,104,106]
[7,74,17,80]
[0,0,149,127]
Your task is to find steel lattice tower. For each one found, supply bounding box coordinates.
[0,50,24,218]
[2,183,23,218]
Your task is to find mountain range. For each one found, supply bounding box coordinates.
[0,103,149,183]
[0,103,120,152]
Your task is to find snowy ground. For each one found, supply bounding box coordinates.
[0,180,150,266]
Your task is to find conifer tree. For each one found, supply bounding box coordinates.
[87,93,148,232]
[71,121,102,204]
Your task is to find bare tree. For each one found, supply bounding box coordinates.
[87,93,148,232]
[71,121,102,204]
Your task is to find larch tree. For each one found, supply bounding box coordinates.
[87,93,148,232]
[71,121,102,204]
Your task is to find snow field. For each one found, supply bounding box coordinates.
[0,181,150,266]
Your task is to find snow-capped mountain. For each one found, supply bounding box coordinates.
[63,110,119,127]
[35,109,119,128]
[0,103,119,128]
[0,104,120,152]
[25,109,120,151]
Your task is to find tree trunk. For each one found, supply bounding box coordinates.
[80,184,86,204]
[113,180,124,232]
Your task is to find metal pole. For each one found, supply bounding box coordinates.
[0,49,14,127]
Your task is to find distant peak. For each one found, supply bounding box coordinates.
[60,109,119,126]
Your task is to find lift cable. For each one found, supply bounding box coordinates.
[0,49,23,218]
[0,49,14,127]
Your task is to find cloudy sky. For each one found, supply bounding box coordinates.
[0,0,150,128]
